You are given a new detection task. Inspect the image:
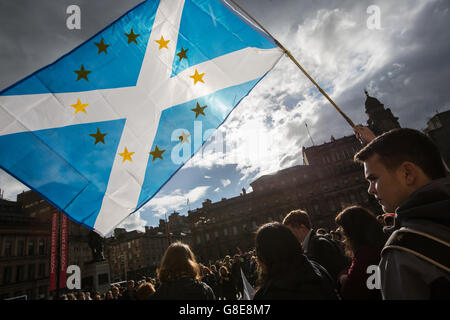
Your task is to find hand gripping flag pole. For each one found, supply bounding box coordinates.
[226,0,356,129]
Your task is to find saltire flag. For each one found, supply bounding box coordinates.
[240,268,255,300]
[0,0,283,236]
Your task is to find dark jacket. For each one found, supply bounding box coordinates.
[253,257,338,300]
[306,230,350,283]
[340,245,382,300]
[380,177,450,299]
[119,289,137,300]
[150,278,215,300]
[219,274,236,300]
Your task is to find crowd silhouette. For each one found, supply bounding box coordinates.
[58,128,450,300]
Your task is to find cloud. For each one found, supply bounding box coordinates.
[214,187,220,192]
[0,169,30,201]
[140,186,210,218]
[204,175,211,179]
[220,179,231,187]
[115,211,147,233]
[183,0,450,193]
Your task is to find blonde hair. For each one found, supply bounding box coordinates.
[157,242,201,283]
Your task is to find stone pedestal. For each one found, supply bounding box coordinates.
[82,261,111,294]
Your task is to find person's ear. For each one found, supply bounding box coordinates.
[400,161,417,186]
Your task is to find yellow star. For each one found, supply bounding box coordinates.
[178,131,191,144]
[70,99,89,114]
[89,128,107,145]
[119,147,135,162]
[176,47,188,61]
[149,145,165,161]
[189,69,205,85]
[74,65,91,82]
[191,102,207,118]
[155,36,170,50]
[125,29,140,44]
[94,38,110,54]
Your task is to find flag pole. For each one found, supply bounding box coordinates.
[226,0,356,128]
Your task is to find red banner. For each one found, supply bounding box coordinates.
[49,211,59,291]
[59,213,68,289]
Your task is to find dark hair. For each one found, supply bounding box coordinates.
[255,222,307,285]
[335,206,386,252]
[282,209,311,229]
[354,128,446,180]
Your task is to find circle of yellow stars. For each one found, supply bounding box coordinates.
[70,30,210,165]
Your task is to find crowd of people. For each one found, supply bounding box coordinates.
[59,127,449,300]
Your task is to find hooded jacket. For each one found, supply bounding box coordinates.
[380,177,450,300]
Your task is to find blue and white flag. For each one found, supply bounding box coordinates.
[241,268,255,300]
[0,0,283,236]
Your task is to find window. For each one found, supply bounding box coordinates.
[17,240,25,256]
[38,264,45,278]
[4,240,12,257]
[38,240,45,255]
[16,265,25,282]
[232,226,238,235]
[252,221,257,229]
[28,240,35,256]
[205,233,210,241]
[3,266,12,284]
[196,236,201,244]
[28,264,35,281]
[223,228,228,236]
[214,231,219,239]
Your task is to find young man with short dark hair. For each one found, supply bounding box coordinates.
[354,127,450,299]
[283,209,349,283]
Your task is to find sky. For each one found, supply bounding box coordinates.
[0,0,449,235]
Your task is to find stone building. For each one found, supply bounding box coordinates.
[105,213,191,282]
[0,190,93,299]
[424,110,450,168]
[365,90,401,136]
[0,197,50,300]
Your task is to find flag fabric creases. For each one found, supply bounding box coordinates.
[0,0,283,236]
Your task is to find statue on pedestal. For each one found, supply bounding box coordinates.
[88,231,105,262]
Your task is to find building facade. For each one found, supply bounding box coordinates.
[0,190,94,299]
[0,197,51,300]
[424,110,450,168]
[365,91,401,136]
[105,213,191,282]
